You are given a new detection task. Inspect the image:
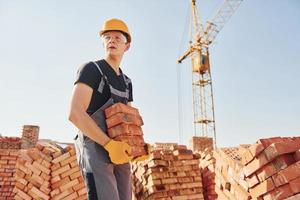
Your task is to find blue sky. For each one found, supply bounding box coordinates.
[0,0,299,148]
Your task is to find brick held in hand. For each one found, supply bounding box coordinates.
[104,102,140,118]
[106,113,144,128]
[114,135,145,147]
[107,124,143,139]
[130,146,147,158]
[113,135,147,158]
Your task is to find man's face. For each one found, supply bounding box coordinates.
[101,31,130,57]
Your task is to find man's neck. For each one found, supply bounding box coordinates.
[105,56,122,75]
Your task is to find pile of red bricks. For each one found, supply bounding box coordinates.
[14,146,53,200]
[198,148,217,200]
[242,137,300,199]
[212,137,300,200]
[11,142,87,200]
[0,149,18,199]
[105,103,147,158]
[131,143,204,200]
[214,146,251,199]
[49,144,86,200]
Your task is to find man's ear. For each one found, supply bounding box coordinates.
[124,43,130,52]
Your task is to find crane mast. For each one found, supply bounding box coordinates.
[178,0,243,149]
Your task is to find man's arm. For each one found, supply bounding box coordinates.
[68,83,110,146]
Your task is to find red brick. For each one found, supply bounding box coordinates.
[70,171,81,180]
[33,161,51,175]
[173,149,193,156]
[51,176,70,189]
[256,154,295,182]
[29,186,50,200]
[249,177,275,198]
[285,193,300,200]
[15,188,32,200]
[263,140,300,162]
[114,135,145,147]
[59,155,77,167]
[257,137,283,148]
[51,164,70,177]
[24,162,41,175]
[106,113,143,128]
[0,149,9,156]
[289,176,300,194]
[104,102,139,118]
[241,147,254,165]
[244,152,268,177]
[108,123,143,138]
[247,174,260,188]
[272,160,300,187]
[293,149,300,162]
[60,179,79,192]
[52,152,70,164]
[263,184,293,200]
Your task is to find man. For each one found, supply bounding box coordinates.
[68,18,137,200]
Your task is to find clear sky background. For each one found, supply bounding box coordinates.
[0,0,299,148]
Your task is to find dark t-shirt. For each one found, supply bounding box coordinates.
[74,59,133,115]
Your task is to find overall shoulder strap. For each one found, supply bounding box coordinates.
[93,61,108,94]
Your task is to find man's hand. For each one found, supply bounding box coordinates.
[132,143,152,162]
[104,139,132,164]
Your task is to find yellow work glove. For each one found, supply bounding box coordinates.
[104,139,132,164]
[132,143,152,162]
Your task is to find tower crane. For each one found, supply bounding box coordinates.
[178,0,243,148]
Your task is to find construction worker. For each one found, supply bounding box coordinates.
[68,18,144,200]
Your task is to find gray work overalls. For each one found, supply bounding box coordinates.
[74,61,132,200]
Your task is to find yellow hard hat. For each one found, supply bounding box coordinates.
[99,18,131,43]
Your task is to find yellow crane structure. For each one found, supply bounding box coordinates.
[178,0,243,148]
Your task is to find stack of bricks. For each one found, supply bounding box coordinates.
[211,136,300,200]
[49,144,87,200]
[241,136,300,199]
[0,136,21,149]
[132,143,204,200]
[189,136,216,200]
[13,145,53,200]
[105,102,147,158]
[213,146,251,200]
[0,149,18,199]
[199,148,217,200]
[21,125,39,149]
[12,142,87,200]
